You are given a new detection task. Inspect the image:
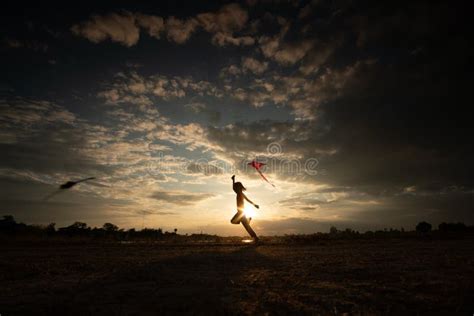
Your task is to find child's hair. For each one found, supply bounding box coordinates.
[233,182,246,193]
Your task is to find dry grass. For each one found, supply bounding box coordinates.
[1,238,474,315]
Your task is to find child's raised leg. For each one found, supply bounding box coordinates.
[231,211,244,224]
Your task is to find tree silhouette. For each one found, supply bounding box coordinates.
[103,223,119,232]
[438,222,467,233]
[416,221,432,233]
[2,215,15,223]
[3,213,472,242]
[0,215,18,233]
[45,223,56,235]
[72,222,88,229]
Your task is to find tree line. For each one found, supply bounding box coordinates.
[1,215,473,242]
[0,215,187,241]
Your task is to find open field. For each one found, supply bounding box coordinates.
[1,238,474,315]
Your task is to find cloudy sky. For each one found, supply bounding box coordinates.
[1,0,471,235]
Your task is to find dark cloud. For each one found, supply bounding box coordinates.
[0,98,105,175]
[136,210,176,216]
[149,190,214,205]
[0,177,127,227]
[4,38,48,52]
[186,162,223,175]
[258,19,315,66]
[184,102,221,124]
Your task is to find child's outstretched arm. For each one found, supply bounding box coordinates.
[243,193,259,209]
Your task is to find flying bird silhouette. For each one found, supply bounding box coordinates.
[59,177,96,189]
[43,177,96,201]
[248,160,275,187]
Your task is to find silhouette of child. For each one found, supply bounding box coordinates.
[230,175,260,242]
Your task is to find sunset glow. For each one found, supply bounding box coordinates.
[244,204,256,219]
[1,1,472,236]
[1,2,472,315]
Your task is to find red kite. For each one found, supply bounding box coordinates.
[248,160,275,187]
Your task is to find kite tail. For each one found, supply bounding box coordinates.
[257,169,276,188]
[76,177,96,183]
[42,189,62,201]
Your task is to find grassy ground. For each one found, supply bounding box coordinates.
[1,238,474,315]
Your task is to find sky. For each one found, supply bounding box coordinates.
[0,0,472,235]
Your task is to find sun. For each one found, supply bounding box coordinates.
[244,204,255,218]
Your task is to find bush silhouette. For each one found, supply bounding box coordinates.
[416,221,432,233]
[438,222,467,233]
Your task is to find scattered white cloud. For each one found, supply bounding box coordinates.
[71,3,255,47]
[212,33,254,46]
[197,3,254,46]
[98,72,222,107]
[71,12,140,47]
[135,13,165,39]
[165,16,199,44]
[260,35,314,65]
[242,57,268,74]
